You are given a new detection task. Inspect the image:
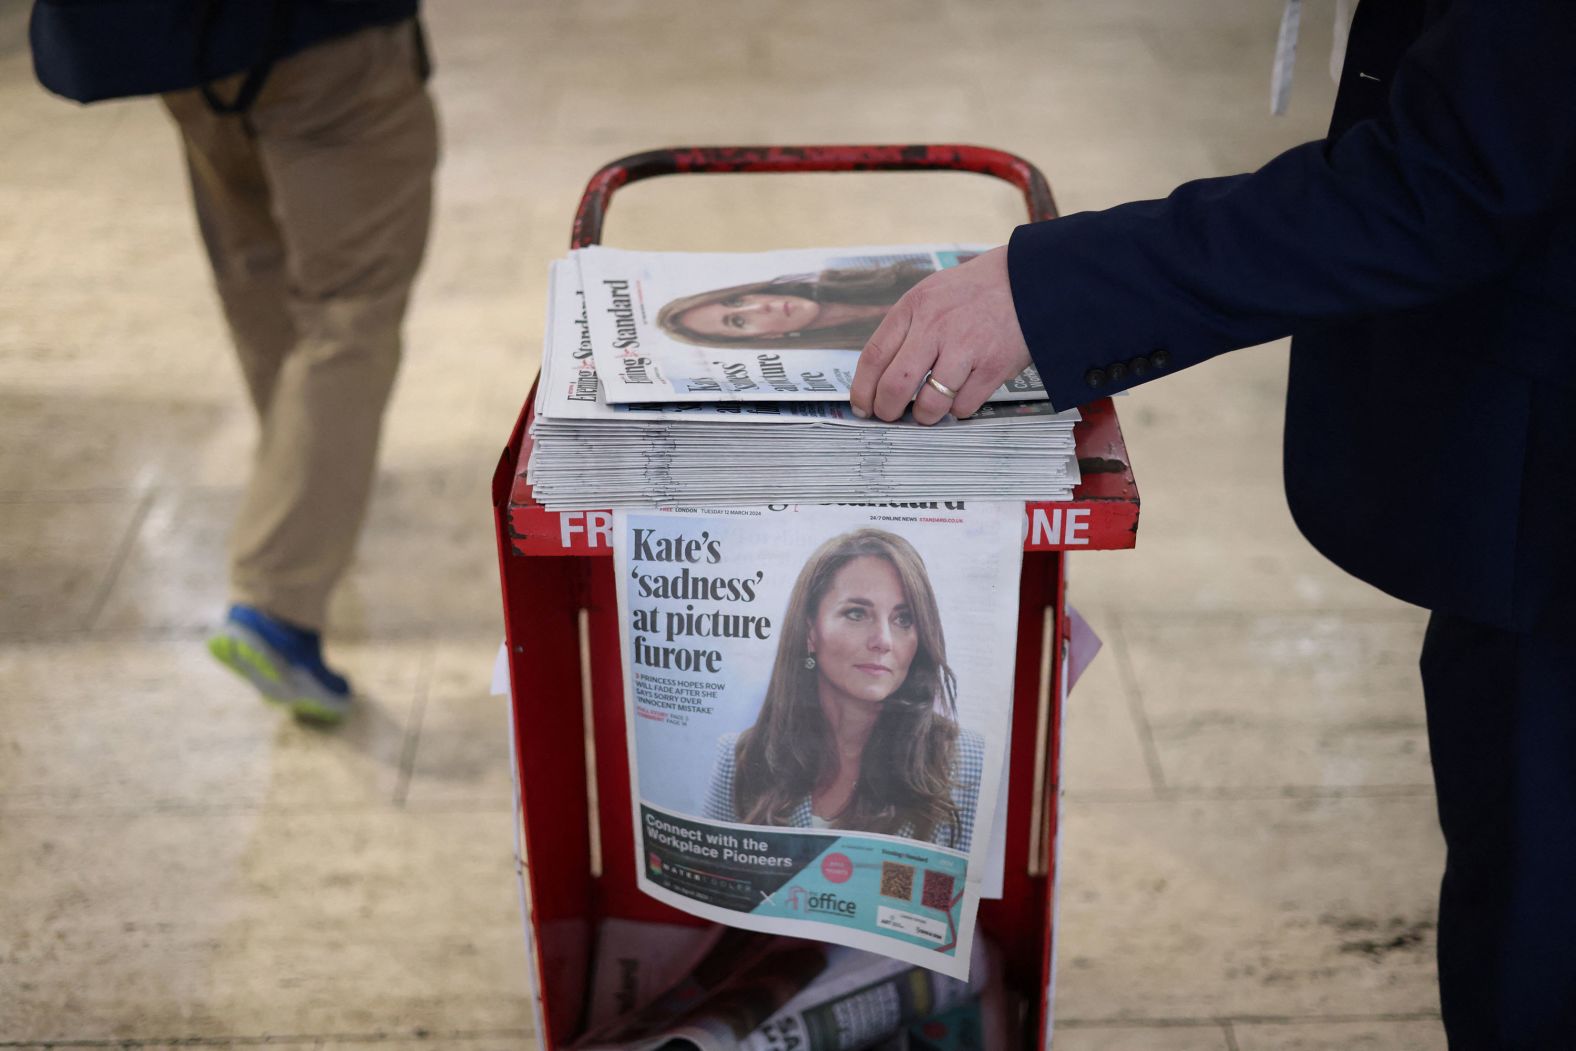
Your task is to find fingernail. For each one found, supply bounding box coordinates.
[850,404,868,418]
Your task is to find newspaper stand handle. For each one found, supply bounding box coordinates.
[571,144,1059,248]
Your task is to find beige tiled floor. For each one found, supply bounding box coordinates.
[0,0,1446,1047]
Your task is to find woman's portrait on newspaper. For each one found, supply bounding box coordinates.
[656,256,968,352]
[701,528,983,851]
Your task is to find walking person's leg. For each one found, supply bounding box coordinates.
[160,92,296,422]
[233,17,437,627]
[161,84,354,717]
[178,19,437,721]
[1420,608,1576,1048]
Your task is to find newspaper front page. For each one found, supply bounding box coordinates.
[540,258,1074,429]
[613,503,1023,978]
[537,259,902,425]
[577,245,1048,404]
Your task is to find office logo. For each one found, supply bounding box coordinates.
[784,884,856,918]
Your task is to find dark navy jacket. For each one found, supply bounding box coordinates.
[1009,0,1576,632]
[31,0,418,103]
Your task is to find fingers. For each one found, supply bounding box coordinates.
[872,330,939,422]
[912,365,971,426]
[852,253,1023,424]
[851,297,913,418]
[948,370,1001,421]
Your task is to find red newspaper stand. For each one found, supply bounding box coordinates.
[492,146,1140,1050]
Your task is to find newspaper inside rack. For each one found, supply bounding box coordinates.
[575,918,1004,1051]
[612,502,1024,980]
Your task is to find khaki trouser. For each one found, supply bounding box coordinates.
[163,19,439,631]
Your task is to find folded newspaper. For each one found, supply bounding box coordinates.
[576,244,1048,405]
[527,258,1081,510]
[613,502,1022,979]
[865,995,1011,1051]
[576,919,1002,1051]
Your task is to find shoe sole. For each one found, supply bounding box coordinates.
[208,628,350,724]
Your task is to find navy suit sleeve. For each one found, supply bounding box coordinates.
[1008,0,1576,410]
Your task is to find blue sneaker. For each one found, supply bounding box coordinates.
[208,605,352,723]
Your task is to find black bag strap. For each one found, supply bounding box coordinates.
[196,0,297,115]
[411,16,431,82]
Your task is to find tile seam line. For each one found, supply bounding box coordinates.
[0,625,506,645]
[1105,608,1431,623]
[0,800,516,818]
[0,1028,537,1048]
[0,488,158,504]
[1066,783,1438,800]
[81,487,156,631]
[1110,612,1170,795]
[1055,1010,1444,1028]
[392,644,436,806]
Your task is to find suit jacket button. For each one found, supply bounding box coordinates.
[1107,361,1128,382]
[1084,367,1106,388]
[1151,349,1171,368]
[1129,356,1151,377]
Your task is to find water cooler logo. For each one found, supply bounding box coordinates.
[784,884,856,918]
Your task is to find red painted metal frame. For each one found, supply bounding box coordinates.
[493,145,1139,1051]
[571,144,1059,245]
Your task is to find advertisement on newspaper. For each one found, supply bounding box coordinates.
[613,502,1023,978]
[576,245,1048,404]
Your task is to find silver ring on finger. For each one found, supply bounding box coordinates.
[925,374,958,400]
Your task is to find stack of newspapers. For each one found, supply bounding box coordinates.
[527,243,1081,511]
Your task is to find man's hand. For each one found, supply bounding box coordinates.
[850,246,1032,425]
